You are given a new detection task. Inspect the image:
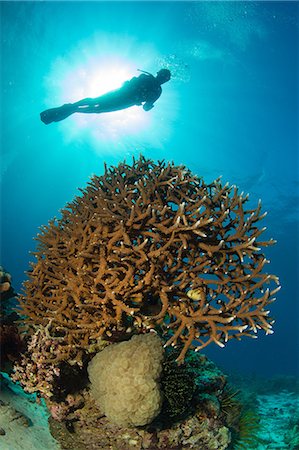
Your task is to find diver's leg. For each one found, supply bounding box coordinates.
[72,98,99,107]
[67,97,102,113]
[40,104,77,124]
[71,104,101,114]
[63,87,135,116]
[72,89,125,113]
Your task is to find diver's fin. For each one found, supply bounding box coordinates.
[40,104,75,125]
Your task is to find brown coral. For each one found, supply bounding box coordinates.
[0,266,13,297]
[0,268,25,371]
[17,156,280,366]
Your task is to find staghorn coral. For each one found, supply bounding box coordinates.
[15,156,279,372]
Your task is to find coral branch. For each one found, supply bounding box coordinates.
[14,156,279,382]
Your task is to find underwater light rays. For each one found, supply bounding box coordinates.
[43,33,178,156]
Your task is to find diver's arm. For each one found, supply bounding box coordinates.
[142,85,162,111]
[143,102,154,111]
[72,97,100,108]
[143,95,162,110]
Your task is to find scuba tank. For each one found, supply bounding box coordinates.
[137,69,154,76]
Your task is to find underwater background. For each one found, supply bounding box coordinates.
[1,0,298,386]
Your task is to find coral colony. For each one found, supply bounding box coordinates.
[0,267,24,372]
[14,156,279,380]
[10,156,280,448]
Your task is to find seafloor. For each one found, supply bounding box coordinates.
[0,373,298,450]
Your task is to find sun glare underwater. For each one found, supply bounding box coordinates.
[0,1,299,449]
[1,0,298,379]
[43,34,178,155]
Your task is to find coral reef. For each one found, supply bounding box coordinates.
[284,415,299,449]
[0,266,12,295]
[10,156,280,448]
[0,322,24,372]
[15,156,279,374]
[225,375,299,448]
[0,267,24,372]
[47,349,231,450]
[228,408,262,449]
[49,411,231,450]
[218,383,263,449]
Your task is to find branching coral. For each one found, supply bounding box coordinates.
[16,156,280,367]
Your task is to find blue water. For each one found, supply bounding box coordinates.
[1,1,298,378]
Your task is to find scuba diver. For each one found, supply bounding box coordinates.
[40,69,171,125]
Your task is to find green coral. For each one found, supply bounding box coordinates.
[158,348,196,425]
[220,386,262,450]
[219,385,242,421]
[228,408,262,449]
[154,347,227,429]
[186,351,227,393]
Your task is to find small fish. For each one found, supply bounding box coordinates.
[187,287,206,301]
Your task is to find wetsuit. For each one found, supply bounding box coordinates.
[123,73,162,111]
[40,73,163,124]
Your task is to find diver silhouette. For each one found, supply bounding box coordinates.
[40,69,171,125]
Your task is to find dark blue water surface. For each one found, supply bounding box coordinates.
[1,1,298,378]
